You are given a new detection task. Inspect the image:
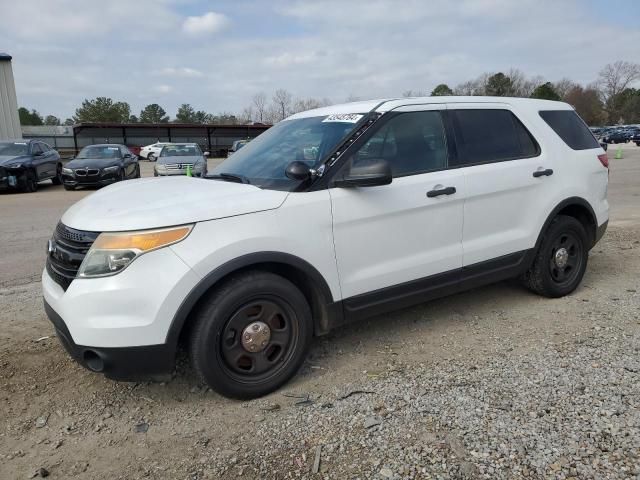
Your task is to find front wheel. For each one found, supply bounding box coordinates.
[52,164,63,185]
[522,215,589,298]
[189,271,312,399]
[22,169,38,193]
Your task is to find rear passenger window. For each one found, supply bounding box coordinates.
[449,109,539,167]
[352,111,447,177]
[539,110,600,150]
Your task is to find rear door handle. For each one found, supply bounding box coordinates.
[532,168,553,178]
[427,186,456,198]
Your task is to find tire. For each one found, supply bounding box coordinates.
[635,142,640,147]
[118,169,125,182]
[148,153,156,162]
[22,169,38,193]
[52,164,63,185]
[135,164,141,178]
[63,184,75,191]
[522,215,589,298]
[189,271,313,399]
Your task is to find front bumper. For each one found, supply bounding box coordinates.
[155,166,206,176]
[62,172,120,187]
[44,300,175,381]
[0,166,23,190]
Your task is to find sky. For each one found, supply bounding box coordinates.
[1,0,639,120]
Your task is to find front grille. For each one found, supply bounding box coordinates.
[75,168,100,176]
[165,163,194,170]
[46,222,100,291]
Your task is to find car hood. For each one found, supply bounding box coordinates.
[156,155,203,164]
[66,158,122,169]
[61,176,288,232]
[0,155,29,166]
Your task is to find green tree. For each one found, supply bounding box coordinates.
[139,103,169,123]
[485,72,514,96]
[44,115,61,126]
[63,118,74,126]
[18,107,44,126]
[617,88,640,123]
[431,84,453,96]
[175,103,196,123]
[73,97,131,123]
[530,82,561,101]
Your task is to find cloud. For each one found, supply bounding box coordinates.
[182,12,229,36]
[153,85,173,94]
[158,67,204,78]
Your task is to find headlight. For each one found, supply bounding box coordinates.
[77,224,193,278]
[102,166,120,173]
[62,167,73,174]
[7,163,22,169]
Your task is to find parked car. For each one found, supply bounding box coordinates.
[139,142,170,162]
[43,97,608,399]
[61,144,140,190]
[228,139,249,156]
[602,130,629,144]
[632,130,640,146]
[154,143,208,177]
[0,139,62,192]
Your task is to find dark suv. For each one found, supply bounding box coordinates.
[0,139,62,192]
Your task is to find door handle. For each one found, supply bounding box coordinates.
[427,186,456,198]
[532,168,553,178]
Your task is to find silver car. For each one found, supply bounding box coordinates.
[154,143,209,177]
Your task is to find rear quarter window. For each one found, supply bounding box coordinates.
[539,110,600,150]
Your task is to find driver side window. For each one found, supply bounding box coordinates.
[352,111,447,177]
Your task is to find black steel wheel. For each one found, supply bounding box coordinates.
[522,215,589,298]
[190,271,312,399]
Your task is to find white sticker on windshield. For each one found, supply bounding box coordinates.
[107,147,119,150]
[322,113,363,123]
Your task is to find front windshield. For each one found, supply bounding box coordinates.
[161,145,200,157]
[212,114,363,190]
[78,145,121,159]
[0,142,29,156]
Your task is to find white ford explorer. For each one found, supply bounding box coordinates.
[43,97,609,399]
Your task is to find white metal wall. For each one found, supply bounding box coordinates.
[0,54,21,140]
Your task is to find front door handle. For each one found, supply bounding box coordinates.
[427,186,456,198]
[532,168,553,178]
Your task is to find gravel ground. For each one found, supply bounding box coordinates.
[1,149,639,479]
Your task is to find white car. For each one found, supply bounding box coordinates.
[139,142,170,162]
[43,97,609,399]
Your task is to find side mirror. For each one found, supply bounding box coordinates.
[123,153,132,159]
[285,161,312,181]
[203,151,210,157]
[334,158,392,188]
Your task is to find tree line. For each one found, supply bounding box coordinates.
[18,60,639,127]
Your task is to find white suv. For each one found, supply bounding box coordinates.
[43,97,609,399]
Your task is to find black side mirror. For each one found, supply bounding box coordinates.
[334,158,392,188]
[285,161,313,181]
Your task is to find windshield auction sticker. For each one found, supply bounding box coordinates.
[322,113,363,123]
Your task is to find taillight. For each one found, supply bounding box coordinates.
[597,153,609,168]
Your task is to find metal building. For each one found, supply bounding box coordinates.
[0,53,21,140]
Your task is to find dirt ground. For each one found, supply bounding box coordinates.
[0,147,639,479]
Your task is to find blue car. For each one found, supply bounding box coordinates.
[0,139,62,192]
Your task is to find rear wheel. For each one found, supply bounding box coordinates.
[190,271,312,399]
[522,215,589,298]
[135,164,141,178]
[148,153,156,162]
[52,164,63,185]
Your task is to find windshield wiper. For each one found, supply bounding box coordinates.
[207,172,251,184]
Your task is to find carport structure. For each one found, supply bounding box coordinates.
[72,123,270,156]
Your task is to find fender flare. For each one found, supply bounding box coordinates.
[533,196,598,251]
[164,251,335,349]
